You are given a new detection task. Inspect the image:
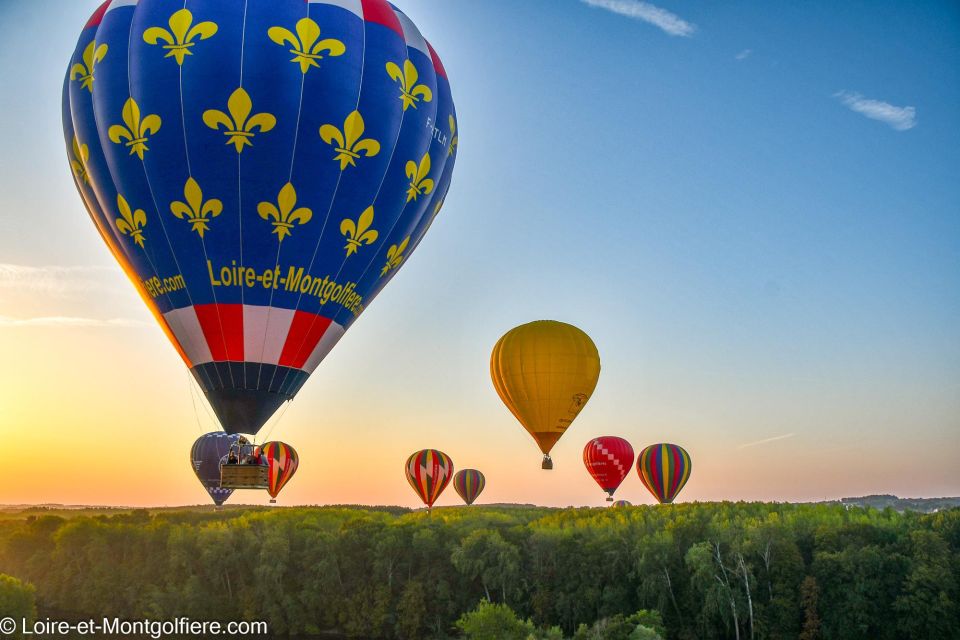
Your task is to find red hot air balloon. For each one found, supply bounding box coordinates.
[261,441,298,503]
[636,443,692,504]
[583,436,634,501]
[405,449,453,511]
[453,469,485,505]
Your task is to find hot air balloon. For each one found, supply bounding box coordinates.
[63,0,458,437]
[583,436,634,501]
[637,443,692,504]
[453,469,485,505]
[491,321,601,469]
[190,432,238,506]
[612,500,632,508]
[405,449,453,511]
[261,441,298,503]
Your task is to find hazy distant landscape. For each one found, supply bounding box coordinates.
[1,501,958,639]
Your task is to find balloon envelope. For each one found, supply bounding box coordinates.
[637,443,692,504]
[190,432,238,506]
[453,469,485,505]
[612,500,632,508]
[490,321,600,467]
[405,449,453,508]
[261,441,299,500]
[583,436,634,500]
[63,0,458,435]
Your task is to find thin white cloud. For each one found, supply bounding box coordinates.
[581,0,696,37]
[834,91,917,131]
[0,315,149,328]
[0,264,121,295]
[738,433,796,449]
[735,49,752,61]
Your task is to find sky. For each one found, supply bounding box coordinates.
[0,0,958,508]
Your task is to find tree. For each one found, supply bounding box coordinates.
[455,600,534,640]
[894,530,958,640]
[798,576,820,640]
[396,579,427,640]
[451,529,520,604]
[0,574,36,640]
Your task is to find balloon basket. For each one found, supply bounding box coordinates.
[269,499,277,504]
[606,496,613,502]
[541,455,553,470]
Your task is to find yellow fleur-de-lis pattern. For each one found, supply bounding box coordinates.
[449,115,458,157]
[70,40,108,92]
[386,60,433,111]
[381,236,410,276]
[108,98,162,160]
[405,153,434,203]
[203,88,277,153]
[319,111,381,171]
[340,206,379,257]
[268,18,346,74]
[71,136,90,185]
[258,183,312,242]
[116,194,147,248]
[143,9,218,66]
[170,178,222,238]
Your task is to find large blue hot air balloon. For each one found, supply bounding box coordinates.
[190,432,238,506]
[63,0,458,435]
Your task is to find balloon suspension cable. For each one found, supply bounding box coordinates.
[188,371,220,432]
[259,399,292,444]
[187,371,204,434]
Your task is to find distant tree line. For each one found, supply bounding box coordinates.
[0,502,957,639]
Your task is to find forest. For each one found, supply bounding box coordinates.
[0,502,957,639]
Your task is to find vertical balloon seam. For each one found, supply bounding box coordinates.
[672,445,684,502]
[252,0,314,392]
[669,444,681,502]
[235,0,251,390]
[647,446,664,502]
[172,0,234,395]
[123,2,222,390]
[152,1,234,390]
[267,4,380,396]
[125,4,227,388]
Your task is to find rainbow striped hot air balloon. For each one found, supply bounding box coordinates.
[261,441,298,503]
[636,443,692,504]
[611,500,632,508]
[453,469,485,505]
[405,449,453,511]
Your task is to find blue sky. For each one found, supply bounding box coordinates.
[0,0,957,506]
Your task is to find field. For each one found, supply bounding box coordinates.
[1,502,958,639]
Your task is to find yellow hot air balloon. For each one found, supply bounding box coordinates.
[490,321,601,469]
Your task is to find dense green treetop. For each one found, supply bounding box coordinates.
[0,503,956,639]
